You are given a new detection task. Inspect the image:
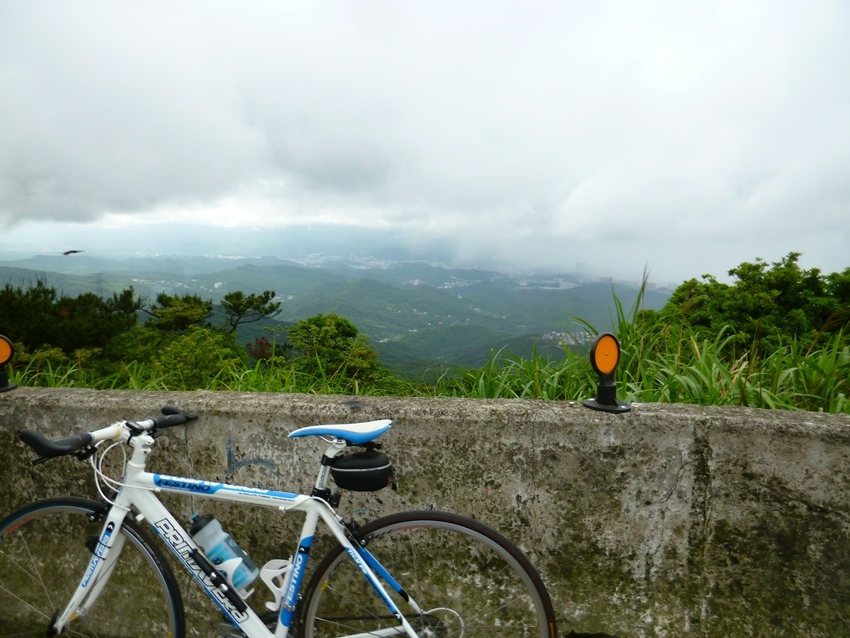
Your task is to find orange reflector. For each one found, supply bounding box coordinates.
[590,333,619,376]
[0,335,15,392]
[0,336,12,365]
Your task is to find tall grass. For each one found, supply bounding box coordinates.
[10,355,419,396]
[435,283,849,413]
[436,346,594,400]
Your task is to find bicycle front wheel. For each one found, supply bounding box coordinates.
[0,496,185,637]
[299,510,557,638]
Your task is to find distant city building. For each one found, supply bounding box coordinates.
[542,331,594,347]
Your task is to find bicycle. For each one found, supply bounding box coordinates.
[0,405,558,637]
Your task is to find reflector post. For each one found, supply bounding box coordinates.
[583,332,630,413]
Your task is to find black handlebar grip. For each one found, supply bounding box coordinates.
[155,406,198,429]
[19,429,93,459]
[155,414,189,428]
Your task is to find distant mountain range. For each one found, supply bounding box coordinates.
[0,253,672,379]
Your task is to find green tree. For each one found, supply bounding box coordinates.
[53,290,140,352]
[143,293,213,335]
[0,280,58,351]
[0,281,140,356]
[286,314,384,384]
[661,253,848,355]
[150,325,244,390]
[221,290,281,334]
[824,267,850,330]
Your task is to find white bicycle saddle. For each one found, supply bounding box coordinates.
[288,419,392,445]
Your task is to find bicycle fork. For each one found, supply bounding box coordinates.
[48,502,131,634]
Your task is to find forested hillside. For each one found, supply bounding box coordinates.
[0,254,669,376]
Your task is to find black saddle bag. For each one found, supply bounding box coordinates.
[331,449,396,492]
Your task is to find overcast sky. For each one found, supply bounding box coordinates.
[1,1,848,284]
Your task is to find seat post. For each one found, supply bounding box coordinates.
[313,438,347,492]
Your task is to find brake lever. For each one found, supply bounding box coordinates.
[73,446,96,462]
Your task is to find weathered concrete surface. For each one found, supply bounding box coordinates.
[1,387,849,637]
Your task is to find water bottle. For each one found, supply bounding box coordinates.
[190,514,260,596]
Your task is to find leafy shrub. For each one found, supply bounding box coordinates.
[150,326,245,391]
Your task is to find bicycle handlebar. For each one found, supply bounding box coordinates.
[157,406,198,429]
[19,430,94,461]
[18,405,197,465]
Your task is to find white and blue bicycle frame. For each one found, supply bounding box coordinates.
[56,419,422,638]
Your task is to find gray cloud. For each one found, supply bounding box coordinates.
[1,1,848,282]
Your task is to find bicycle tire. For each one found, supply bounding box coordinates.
[299,510,558,638]
[0,496,185,637]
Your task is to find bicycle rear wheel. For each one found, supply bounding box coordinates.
[0,496,185,637]
[299,510,557,638]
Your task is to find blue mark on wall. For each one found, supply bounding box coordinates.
[226,439,282,482]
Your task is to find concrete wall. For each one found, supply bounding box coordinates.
[1,387,849,637]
